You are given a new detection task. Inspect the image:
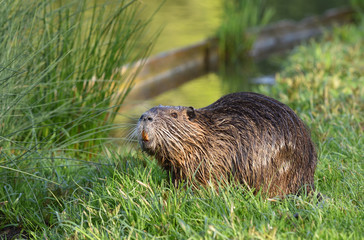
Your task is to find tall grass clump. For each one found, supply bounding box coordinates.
[0,0,153,236]
[217,0,274,64]
[0,0,152,154]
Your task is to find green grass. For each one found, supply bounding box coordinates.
[0,0,152,153]
[1,4,364,240]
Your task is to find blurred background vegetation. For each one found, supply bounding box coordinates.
[127,0,351,110]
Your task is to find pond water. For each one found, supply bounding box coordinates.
[117,0,349,128]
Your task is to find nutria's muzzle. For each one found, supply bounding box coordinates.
[138,127,153,153]
[137,111,157,153]
[141,129,149,142]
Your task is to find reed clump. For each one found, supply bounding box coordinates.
[0,0,152,154]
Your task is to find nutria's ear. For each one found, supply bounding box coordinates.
[186,106,196,120]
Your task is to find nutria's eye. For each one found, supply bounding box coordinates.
[187,106,196,120]
[171,112,178,118]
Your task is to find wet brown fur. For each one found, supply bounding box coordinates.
[137,92,317,197]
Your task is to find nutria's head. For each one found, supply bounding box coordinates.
[137,105,201,159]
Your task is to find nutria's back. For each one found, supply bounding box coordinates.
[137,92,317,197]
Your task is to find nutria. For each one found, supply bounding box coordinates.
[137,92,317,197]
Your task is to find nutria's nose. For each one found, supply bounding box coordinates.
[140,114,153,122]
